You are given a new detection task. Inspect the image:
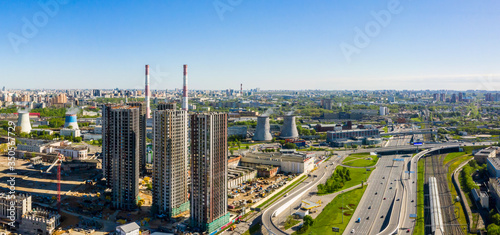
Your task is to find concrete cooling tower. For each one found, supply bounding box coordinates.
[253,116,272,141]
[280,115,299,139]
[64,114,79,129]
[17,112,31,134]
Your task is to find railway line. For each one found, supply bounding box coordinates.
[425,154,464,235]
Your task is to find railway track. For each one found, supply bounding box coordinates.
[425,154,464,235]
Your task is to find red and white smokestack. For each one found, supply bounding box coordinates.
[145,64,151,118]
[182,64,188,111]
[240,83,243,96]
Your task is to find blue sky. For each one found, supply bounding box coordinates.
[1,0,499,90]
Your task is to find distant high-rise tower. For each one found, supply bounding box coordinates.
[182,65,188,111]
[126,102,147,175]
[145,65,151,118]
[102,104,140,210]
[152,109,189,218]
[190,113,229,233]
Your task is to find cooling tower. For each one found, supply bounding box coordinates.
[17,112,31,134]
[64,114,79,129]
[280,115,299,139]
[253,116,272,141]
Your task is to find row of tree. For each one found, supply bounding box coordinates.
[317,166,351,194]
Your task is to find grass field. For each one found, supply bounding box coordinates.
[318,167,373,196]
[443,152,466,165]
[294,187,367,235]
[242,223,261,235]
[342,153,378,167]
[446,154,473,234]
[415,159,425,235]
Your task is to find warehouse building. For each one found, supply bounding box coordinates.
[240,152,315,174]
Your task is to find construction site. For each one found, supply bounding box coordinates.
[227,173,298,214]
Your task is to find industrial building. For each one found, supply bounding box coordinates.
[475,147,499,164]
[228,166,258,189]
[327,129,380,142]
[116,222,140,235]
[487,157,500,178]
[471,188,489,209]
[190,113,229,234]
[228,126,248,139]
[240,152,315,174]
[126,101,147,175]
[152,109,189,218]
[490,178,500,212]
[102,104,140,210]
[253,116,272,141]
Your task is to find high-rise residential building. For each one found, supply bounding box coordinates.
[458,92,463,102]
[440,93,446,102]
[190,113,229,234]
[102,104,140,210]
[93,89,101,97]
[101,104,113,188]
[321,99,333,110]
[152,109,189,218]
[158,102,177,111]
[126,102,147,175]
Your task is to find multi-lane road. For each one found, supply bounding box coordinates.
[261,153,345,235]
[344,155,408,234]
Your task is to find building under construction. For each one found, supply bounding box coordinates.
[152,109,189,218]
[102,104,140,210]
[126,101,147,175]
[190,113,229,234]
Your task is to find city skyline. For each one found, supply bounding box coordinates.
[2,1,499,90]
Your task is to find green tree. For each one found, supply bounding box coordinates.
[303,215,314,227]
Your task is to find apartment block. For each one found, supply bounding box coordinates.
[127,102,147,175]
[152,109,189,218]
[103,105,140,210]
[190,113,229,234]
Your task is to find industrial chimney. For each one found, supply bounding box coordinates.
[17,112,31,134]
[253,116,272,141]
[182,64,188,111]
[145,65,151,118]
[280,115,299,139]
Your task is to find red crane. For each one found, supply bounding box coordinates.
[47,153,63,211]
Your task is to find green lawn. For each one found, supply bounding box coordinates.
[317,167,373,196]
[443,152,466,165]
[294,187,367,234]
[342,153,378,167]
[415,159,425,235]
[411,117,423,122]
[242,223,262,235]
[257,175,307,209]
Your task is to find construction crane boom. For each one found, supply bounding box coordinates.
[46,153,63,173]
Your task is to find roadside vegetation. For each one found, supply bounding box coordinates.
[415,159,425,235]
[293,187,367,234]
[317,167,372,195]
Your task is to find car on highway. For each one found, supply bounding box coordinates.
[381,215,384,218]
[411,200,414,202]
[375,192,378,195]
[407,229,410,233]
[351,229,355,233]
[384,197,386,200]
[366,216,369,220]
[396,198,400,201]
[389,187,392,189]
[368,206,371,209]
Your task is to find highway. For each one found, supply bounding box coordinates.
[344,155,407,234]
[261,153,345,235]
